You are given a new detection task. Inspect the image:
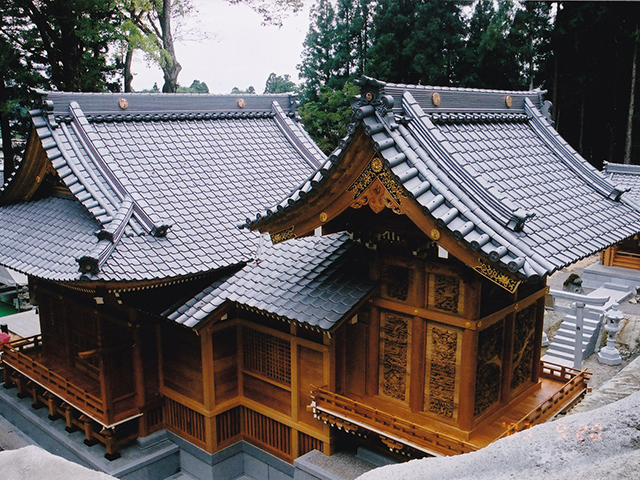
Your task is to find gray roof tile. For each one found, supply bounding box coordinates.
[1,92,324,282]
[247,78,640,281]
[164,233,375,330]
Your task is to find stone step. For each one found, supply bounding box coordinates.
[541,351,574,367]
[546,343,581,357]
[550,333,589,349]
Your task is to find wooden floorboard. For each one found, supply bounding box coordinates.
[14,349,101,397]
[468,377,568,448]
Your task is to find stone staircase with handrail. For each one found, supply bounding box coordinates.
[542,284,634,368]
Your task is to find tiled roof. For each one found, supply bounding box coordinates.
[246,77,640,282]
[0,197,98,280]
[0,92,324,282]
[164,233,375,330]
[604,162,640,205]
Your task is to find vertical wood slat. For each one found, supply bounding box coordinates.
[164,398,206,446]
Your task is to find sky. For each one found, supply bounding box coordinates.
[130,0,312,94]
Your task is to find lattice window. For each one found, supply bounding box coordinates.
[243,328,291,385]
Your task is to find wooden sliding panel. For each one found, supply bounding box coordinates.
[297,345,324,430]
[161,323,203,404]
[213,327,238,404]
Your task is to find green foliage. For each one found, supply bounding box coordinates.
[176,80,210,93]
[298,82,359,154]
[367,0,466,86]
[264,73,298,94]
[231,86,256,94]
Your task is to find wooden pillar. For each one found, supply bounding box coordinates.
[81,415,98,446]
[458,327,477,431]
[409,316,425,413]
[500,312,516,403]
[366,305,380,397]
[532,292,546,381]
[132,323,147,436]
[201,328,217,452]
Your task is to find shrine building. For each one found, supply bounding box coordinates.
[1,77,639,479]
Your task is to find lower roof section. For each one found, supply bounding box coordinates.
[164,233,376,330]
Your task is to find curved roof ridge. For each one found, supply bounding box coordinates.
[272,101,325,169]
[402,91,532,231]
[386,82,546,96]
[44,91,298,117]
[77,196,135,276]
[524,99,625,203]
[68,102,171,237]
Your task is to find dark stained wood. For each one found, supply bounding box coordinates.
[0,130,51,204]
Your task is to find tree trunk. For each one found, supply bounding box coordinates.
[124,47,134,93]
[624,40,637,164]
[0,79,14,180]
[158,0,181,93]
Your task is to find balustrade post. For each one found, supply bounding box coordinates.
[63,403,79,433]
[81,415,98,446]
[103,427,121,461]
[573,301,585,369]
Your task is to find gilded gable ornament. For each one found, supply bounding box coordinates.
[348,156,406,215]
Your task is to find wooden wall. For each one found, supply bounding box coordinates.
[159,313,331,461]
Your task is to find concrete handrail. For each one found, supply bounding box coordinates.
[548,289,610,306]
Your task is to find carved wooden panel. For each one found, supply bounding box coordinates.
[379,312,411,402]
[474,319,504,416]
[382,264,413,302]
[434,275,459,312]
[510,304,537,390]
[425,325,459,418]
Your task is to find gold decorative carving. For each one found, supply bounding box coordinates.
[433,275,460,313]
[427,327,457,418]
[430,229,440,240]
[383,264,412,301]
[365,91,373,101]
[505,95,513,108]
[474,320,504,416]
[474,259,520,293]
[348,156,407,215]
[237,98,246,108]
[118,98,129,110]
[270,226,296,244]
[351,178,402,214]
[511,304,537,390]
[371,157,383,173]
[431,92,441,106]
[380,313,410,401]
[319,212,328,223]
